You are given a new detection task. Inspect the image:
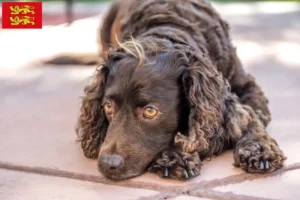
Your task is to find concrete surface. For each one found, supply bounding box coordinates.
[214,170,300,200]
[0,2,300,200]
[0,169,159,200]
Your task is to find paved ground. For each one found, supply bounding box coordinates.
[0,2,300,200]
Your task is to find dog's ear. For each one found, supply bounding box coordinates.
[76,65,109,158]
[176,55,224,155]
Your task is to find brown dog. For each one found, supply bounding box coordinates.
[70,0,287,180]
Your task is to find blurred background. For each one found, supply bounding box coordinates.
[0,0,299,68]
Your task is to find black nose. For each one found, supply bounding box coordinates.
[99,154,124,170]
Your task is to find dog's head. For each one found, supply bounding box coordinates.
[76,38,224,180]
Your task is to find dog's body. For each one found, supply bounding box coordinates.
[73,0,286,180]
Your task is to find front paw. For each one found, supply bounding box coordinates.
[148,150,202,180]
[234,137,287,173]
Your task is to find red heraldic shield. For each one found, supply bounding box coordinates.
[2,2,42,29]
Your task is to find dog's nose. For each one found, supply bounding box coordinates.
[99,154,124,170]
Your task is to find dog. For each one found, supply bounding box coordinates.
[51,0,286,180]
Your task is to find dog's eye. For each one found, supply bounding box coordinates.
[143,106,158,119]
[104,102,113,114]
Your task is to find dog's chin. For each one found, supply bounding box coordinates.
[97,159,146,181]
[99,168,144,181]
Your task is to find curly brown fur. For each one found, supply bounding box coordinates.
[76,0,286,180]
[231,102,286,172]
[76,66,109,158]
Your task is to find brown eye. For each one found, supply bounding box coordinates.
[143,106,158,119]
[104,102,113,114]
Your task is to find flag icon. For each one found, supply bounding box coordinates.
[2,2,42,29]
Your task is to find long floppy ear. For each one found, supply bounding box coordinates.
[76,65,109,159]
[175,54,225,157]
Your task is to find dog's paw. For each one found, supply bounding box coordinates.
[148,149,202,180]
[234,138,286,173]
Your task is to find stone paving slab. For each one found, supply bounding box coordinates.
[214,169,300,200]
[0,169,160,200]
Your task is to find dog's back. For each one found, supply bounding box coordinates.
[100,0,272,127]
[101,0,234,78]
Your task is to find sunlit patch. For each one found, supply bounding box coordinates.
[0,15,102,70]
[213,2,299,16]
[232,39,300,69]
[273,42,300,67]
[233,40,265,67]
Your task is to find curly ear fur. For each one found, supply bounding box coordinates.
[175,53,256,159]
[76,66,109,159]
[174,53,226,157]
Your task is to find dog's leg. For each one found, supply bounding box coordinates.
[224,94,286,173]
[148,141,202,180]
[229,49,271,127]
